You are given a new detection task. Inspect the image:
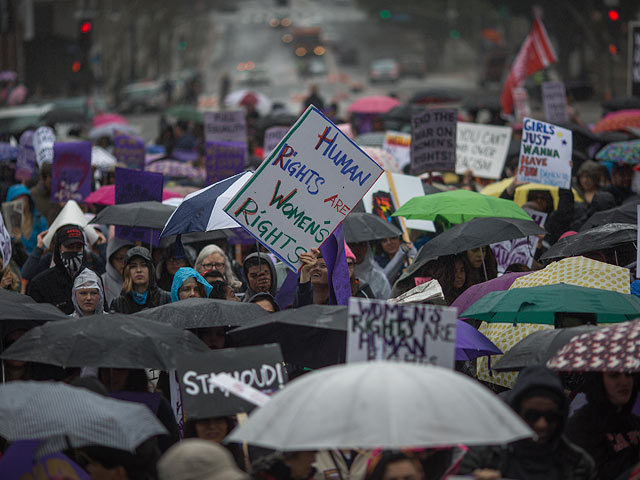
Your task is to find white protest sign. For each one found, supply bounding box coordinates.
[410,108,457,174]
[542,81,569,123]
[383,131,411,169]
[455,122,512,179]
[0,213,12,268]
[204,110,247,144]
[263,126,289,160]
[512,87,531,122]
[517,117,573,189]
[224,106,384,271]
[33,126,56,168]
[491,208,546,273]
[347,298,457,368]
[208,373,271,407]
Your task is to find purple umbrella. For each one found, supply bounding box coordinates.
[451,272,530,316]
[455,319,502,361]
[145,160,205,182]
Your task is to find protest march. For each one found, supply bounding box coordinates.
[2,2,640,480]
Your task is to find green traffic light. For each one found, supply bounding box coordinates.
[178,40,188,51]
[380,9,391,20]
[450,29,460,39]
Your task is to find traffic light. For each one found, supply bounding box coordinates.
[608,9,619,21]
[178,36,188,51]
[80,21,92,34]
[379,9,391,20]
[72,61,82,73]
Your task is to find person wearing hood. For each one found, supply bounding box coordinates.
[110,246,171,314]
[458,366,595,480]
[71,268,106,317]
[27,224,88,314]
[101,236,134,306]
[170,267,213,302]
[566,373,640,480]
[241,252,278,302]
[157,243,196,292]
[5,183,48,256]
[347,241,390,299]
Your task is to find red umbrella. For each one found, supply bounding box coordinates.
[83,185,183,205]
[347,95,401,114]
[92,113,128,128]
[592,109,640,133]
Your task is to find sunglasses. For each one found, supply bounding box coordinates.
[521,409,563,425]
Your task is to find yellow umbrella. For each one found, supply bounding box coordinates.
[479,178,512,197]
[480,178,582,210]
[510,256,630,294]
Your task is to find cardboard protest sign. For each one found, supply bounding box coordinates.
[410,108,457,174]
[517,117,572,189]
[224,106,384,271]
[16,130,36,182]
[115,167,163,245]
[177,344,286,419]
[1,200,23,236]
[33,126,55,168]
[455,122,512,179]
[263,126,289,160]
[205,141,246,185]
[542,81,569,123]
[383,131,411,169]
[51,142,92,203]
[113,132,145,170]
[0,212,11,268]
[204,110,247,144]
[347,298,457,368]
[492,209,547,273]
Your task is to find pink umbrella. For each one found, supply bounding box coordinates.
[451,272,530,316]
[347,95,401,114]
[83,185,183,205]
[92,113,128,128]
[6,85,27,105]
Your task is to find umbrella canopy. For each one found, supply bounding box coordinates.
[581,200,639,230]
[454,320,502,361]
[361,146,401,173]
[347,95,400,114]
[451,271,530,316]
[342,212,402,243]
[595,139,640,164]
[510,256,630,294]
[461,283,640,325]
[398,218,543,282]
[541,223,637,260]
[409,88,462,105]
[88,123,138,140]
[1,313,209,370]
[91,201,176,229]
[165,104,204,123]
[83,185,183,206]
[136,298,268,329]
[225,90,272,115]
[0,290,35,304]
[493,325,598,372]
[0,301,67,322]
[393,189,532,224]
[92,113,127,128]
[481,180,583,210]
[602,96,640,114]
[593,110,640,133]
[91,146,117,169]
[161,171,251,237]
[145,160,205,182]
[227,362,532,450]
[7,85,27,106]
[0,381,166,454]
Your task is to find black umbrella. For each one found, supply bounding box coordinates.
[90,201,176,229]
[343,212,402,243]
[541,223,637,260]
[602,96,640,114]
[461,94,501,113]
[229,305,347,369]
[0,301,67,321]
[136,297,269,329]
[409,88,462,105]
[382,104,426,131]
[399,217,544,282]
[580,201,639,230]
[0,289,35,304]
[493,326,598,372]
[158,229,230,249]
[1,313,209,370]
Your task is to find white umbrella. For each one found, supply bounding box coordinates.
[227,361,533,450]
[224,89,272,116]
[88,122,139,140]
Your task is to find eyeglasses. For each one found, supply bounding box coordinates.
[200,262,225,271]
[521,409,563,425]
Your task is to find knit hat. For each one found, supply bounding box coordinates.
[344,242,356,262]
[157,439,249,480]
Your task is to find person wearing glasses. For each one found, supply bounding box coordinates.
[195,244,243,292]
[458,366,595,480]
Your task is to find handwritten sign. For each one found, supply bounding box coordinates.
[628,22,640,97]
[113,132,145,170]
[517,117,572,189]
[263,126,289,160]
[224,106,384,271]
[205,141,246,185]
[115,167,163,245]
[410,108,457,174]
[0,212,11,268]
[33,126,55,168]
[51,142,92,202]
[542,81,569,123]
[16,130,36,181]
[177,344,286,419]
[347,297,457,367]
[383,131,411,169]
[491,208,546,273]
[204,110,247,144]
[455,122,512,179]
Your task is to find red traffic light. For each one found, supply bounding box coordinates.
[72,61,82,72]
[608,9,619,21]
[80,21,92,33]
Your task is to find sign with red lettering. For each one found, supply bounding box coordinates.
[224,106,384,271]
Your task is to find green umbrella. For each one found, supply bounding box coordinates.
[165,105,204,123]
[460,283,640,325]
[392,189,532,224]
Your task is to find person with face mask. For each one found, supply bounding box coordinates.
[71,268,106,317]
[27,224,87,314]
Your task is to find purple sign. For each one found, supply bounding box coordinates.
[410,108,457,174]
[0,439,90,480]
[205,141,246,185]
[114,132,145,170]
[51,141,92,203]
[115,167,163,245]
[16,130,36,182]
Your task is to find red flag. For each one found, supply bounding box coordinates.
[500,16,557,115]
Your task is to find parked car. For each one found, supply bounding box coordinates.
[118,81,165,113]
[369,59,399,83]
[399,55,427,78]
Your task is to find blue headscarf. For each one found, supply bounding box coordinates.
[170,267,213,302]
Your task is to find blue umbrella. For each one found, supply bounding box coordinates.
[455,319,502,361]
[160,171,252,237]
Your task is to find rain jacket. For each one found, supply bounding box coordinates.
[101,236,134,306]
[242,252,277,302]
[170,267,213,302]
[458,366,595,480]
[313,450,368,480]
[6,184,48,255]
[566,374,640,480]
[353,245,390,299]
[71,268,105,317]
